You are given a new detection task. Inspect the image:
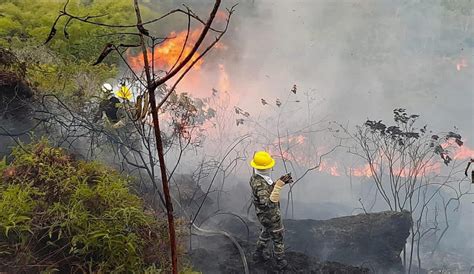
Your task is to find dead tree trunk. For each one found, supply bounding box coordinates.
[132,1,179,273]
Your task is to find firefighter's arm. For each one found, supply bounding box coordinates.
[112,105,127,128]
[93,101,106,123]
[270,174,293,203]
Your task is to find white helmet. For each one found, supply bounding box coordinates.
[101,83,113,93]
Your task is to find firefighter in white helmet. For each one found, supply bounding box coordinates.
[94,82,132,128]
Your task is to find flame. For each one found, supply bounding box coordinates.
[348,161,443,179]
[265,134,474,178]
[452,145,474,160]
[126,28,230,98]
[269,135,308,162]
[347,142,473,178]
[128,29,205,73]
[456,58,468,71]
[318,161,341,176]
[393,162,442,178]
[350,164,374,178]
[268,136,347,176]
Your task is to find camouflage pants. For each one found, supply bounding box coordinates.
[256,221,285,259]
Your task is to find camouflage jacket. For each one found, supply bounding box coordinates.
[249,174,282,228]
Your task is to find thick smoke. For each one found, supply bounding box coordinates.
[159,0,474,269]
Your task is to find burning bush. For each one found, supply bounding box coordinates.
[0,140,188,273]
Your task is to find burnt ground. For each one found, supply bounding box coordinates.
[217,211,411,272]
[189,234,370,274]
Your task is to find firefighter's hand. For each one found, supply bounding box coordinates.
[279,173,293,185]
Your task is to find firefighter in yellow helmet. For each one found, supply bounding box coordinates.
[249,151,293,270]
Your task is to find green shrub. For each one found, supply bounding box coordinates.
[0,0,138,98]
[0,140,182,273]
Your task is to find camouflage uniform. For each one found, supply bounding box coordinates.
[250,174,285,260]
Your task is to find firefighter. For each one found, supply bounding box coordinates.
[94,82,143,156]
[94,83,125,128]
[249,151,293,269]
[95,82,135,126]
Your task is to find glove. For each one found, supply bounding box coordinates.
[279,173,293,184]
[270,173,293,203]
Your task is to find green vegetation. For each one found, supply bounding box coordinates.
[0,140,189,273]
[0,0,152,98]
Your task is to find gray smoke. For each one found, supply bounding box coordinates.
[160,0,474,270]
[2,0,472,271]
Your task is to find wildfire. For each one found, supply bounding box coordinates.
[266,134,474,179]
[340,144,472,179]
[269,135,309,163]
[350,164,374,178]
[125,28,472,180]
[318,161,341,177]
[441,141,474,160]
[128,29,205,73]
[127,28,230,97]
[452,145,474,160]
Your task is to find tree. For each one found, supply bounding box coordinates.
[343,108,472,273]
[45,1,235,272]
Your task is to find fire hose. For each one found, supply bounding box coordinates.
[171,196,250,274]
[191,223,249,274]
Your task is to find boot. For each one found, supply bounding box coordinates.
[275,257,288,270]
[252,247,271,262]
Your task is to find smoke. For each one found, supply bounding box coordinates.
[1,0,472,270]
[153,0,474,270]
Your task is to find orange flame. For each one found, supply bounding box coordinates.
[267,138,473,178]
[348,161,443,179]
[128,29,205,73]
[350,164,374,178]
[393,162,442,178]
[269,135,308,163]
[318,161,341,176]
[452,145,474,160]
[127,28,230,99]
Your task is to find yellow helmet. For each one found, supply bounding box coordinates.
[116,85,133,101]
[250,151,275,170]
